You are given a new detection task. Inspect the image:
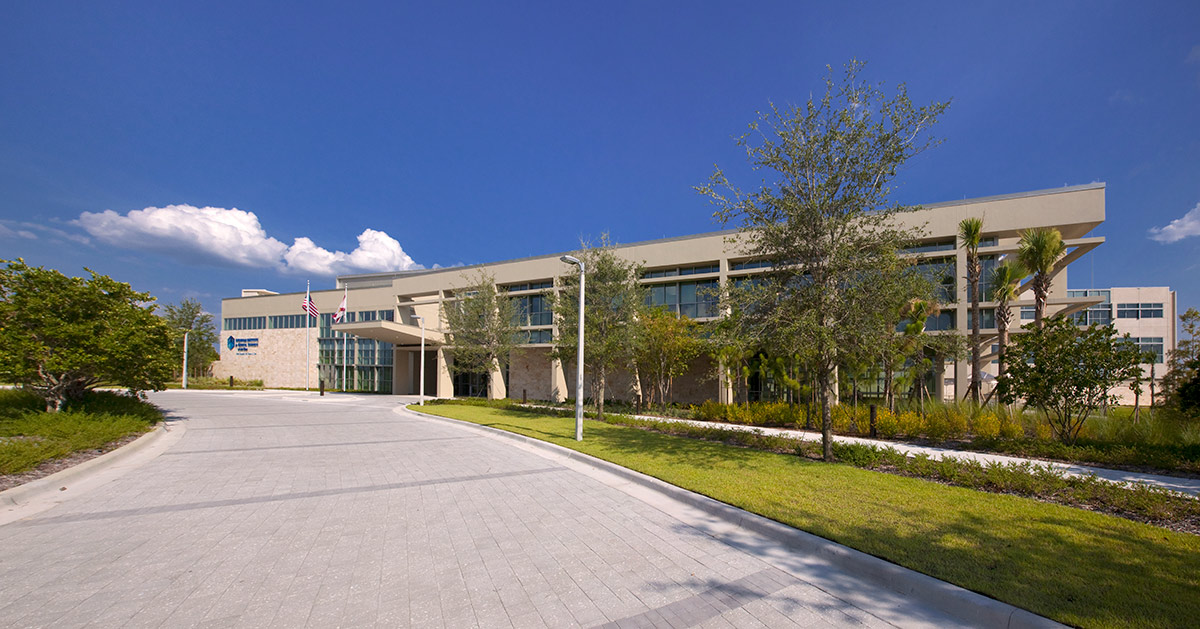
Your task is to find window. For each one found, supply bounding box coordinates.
[1117,303,1163,319]
[512,294,552,327]
[646,279,718,319]
[504,280,553,292]
[223,316,266,330]
[1126,337,1165,363]
[1020,306,1035,320]
[519,329,553,344]
[902,240,955,255]
[914,258,955,303]
[730,259,771,271]
[643,263,718,279]
[269,314,308,329]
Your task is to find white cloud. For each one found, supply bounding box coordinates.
[75,204,421,275]
[0,222,37,240]
[1148,202,1200,243]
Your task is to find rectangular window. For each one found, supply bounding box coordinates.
[1117,303,1163,319]
[223,316,266,331]
[679,279,718,319]
[1020,306,1035,320]
[1127,337,1165,363]
[512,294,552,327]
[730,259,771,271]
[914,258,955,303]
[902,240,955,255]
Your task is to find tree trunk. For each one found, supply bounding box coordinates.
[970,267,981,403]
[819,368,834,462]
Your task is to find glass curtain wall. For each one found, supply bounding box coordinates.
[318,310,395,393]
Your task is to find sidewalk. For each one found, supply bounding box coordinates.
[595,410,1200,497]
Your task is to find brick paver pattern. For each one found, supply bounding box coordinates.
[0,391,906,628]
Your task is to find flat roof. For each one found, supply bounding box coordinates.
[334,182,1108,284]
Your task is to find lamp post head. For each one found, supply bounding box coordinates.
[560,255,583,271]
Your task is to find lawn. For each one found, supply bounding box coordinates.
[414,403,1200,629]
[0,390,162,475]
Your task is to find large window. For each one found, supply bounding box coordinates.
[223,316,266,330]
[914,258,955,303]
[268,314,308,329]
[1126,337,1165,363]
[1067,290,1113,327]
[643,263,719,279]
[1116,303,1163,319]
[646,279,718,318]
[512,294,552,327]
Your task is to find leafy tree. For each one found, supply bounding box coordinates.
[161,298,219,378]
[998,317,1144,444]
[699,60,949,461]
[0,259,174,411]
[552,236,644,419]
[441,270,520,397]
[1161,308,1200,414]
[987,259,1026,381]
[959,217,984,402]
[1016,228,1065,329]
[635,306,702,411]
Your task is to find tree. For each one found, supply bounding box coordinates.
[1016,228,1066,329]
[997,317,1144,444]
[699,60,949,461]
[161,298,219,378]
[987,259,1026,382]
[1161,308,1200,414]
[552,236,644,420]
[635,306,702,412]
[959,217,984,402]
[0,259,174,411]
[441,270,520,398]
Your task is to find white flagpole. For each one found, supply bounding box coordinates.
[342,287,348,392]
[306,280,311,391]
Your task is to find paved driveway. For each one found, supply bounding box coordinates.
[0,391,964,628]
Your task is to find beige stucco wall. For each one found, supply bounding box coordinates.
[211,327,319,388]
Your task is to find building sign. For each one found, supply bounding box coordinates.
[227,335,259,355]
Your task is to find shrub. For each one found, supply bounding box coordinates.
[973,411,1001,439]
[923,411,951,442]
[0,389,43,416]
[63,390,163,423]
[875,407,900,438]
[897,411,922,437]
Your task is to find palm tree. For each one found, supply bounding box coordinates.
[987,259,1026,381]
[1017,228,1067,329]
[959,217,984,402]
[900,298,938,408]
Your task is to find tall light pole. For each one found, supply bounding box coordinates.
[560,255,585,441]
[413,314,426,405]
[181,330,190,389]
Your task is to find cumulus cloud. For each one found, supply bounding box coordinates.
[75,204,421,275]
[1148,202,1200,243]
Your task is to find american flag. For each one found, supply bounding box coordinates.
[302,292,320,318]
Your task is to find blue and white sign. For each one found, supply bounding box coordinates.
[227,335,259,355]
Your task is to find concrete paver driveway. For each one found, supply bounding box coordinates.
[0,391,965,628]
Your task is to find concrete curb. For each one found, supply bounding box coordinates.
[402,405,1064,629]
[0,422,184,524]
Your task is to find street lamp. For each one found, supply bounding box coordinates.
[181,330,190,389]
[412,314,426,405]
[560,255,585,441]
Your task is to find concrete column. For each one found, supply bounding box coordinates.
[487,356,507,400]
[717,360,734,404]
[394,349,413,395]
[436,347,454,398]
[550,357,567,403]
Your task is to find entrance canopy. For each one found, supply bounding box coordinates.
[332,320,444,346]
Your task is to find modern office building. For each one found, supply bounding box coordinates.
[1064,286,1177,404]
[213,183,1110,403]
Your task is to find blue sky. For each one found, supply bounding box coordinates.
[2,1,1198,324]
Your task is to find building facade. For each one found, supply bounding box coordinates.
[213,183,1110,403]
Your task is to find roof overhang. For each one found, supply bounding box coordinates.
[332,320,444,346]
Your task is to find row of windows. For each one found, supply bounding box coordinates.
[901,236,998,256]
[730,259,771,271]
[1126,337,1165,364]
[1116,303,1164,319]
[224,316,266,330]
[504,280,553,292]
[642,263,719,279]
[268,314,310,329]
[317,337,395,366]
[1067,289,1111,302]
[519,329,553,344]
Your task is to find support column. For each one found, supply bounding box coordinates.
[550,357,567,403]
[717,360,734,404]
[487,357,507,400]
[436,347,454,398]
[954,358,968,401]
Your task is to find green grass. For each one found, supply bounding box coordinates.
[0,390,162,475]
[414,403,1200,629]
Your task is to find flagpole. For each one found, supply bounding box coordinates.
[306,280,311,391]
[342,288,348,392]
